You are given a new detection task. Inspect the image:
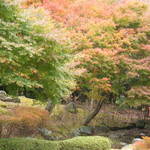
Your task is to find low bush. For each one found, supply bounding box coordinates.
[60,136,111,150]
[0,136,111,150]
[0,106,49,137]
[0,138,60,150]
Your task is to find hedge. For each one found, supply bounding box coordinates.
[0,136,111,150]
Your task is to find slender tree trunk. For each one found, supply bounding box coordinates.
[83,99,104,126]
[90,99,94,111]
[143,105,150,120]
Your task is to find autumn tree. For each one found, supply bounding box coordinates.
[21,0,150,124]
[61,0,150,124]
[0,0,75,103]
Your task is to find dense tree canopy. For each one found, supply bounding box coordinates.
[0,0,75,103]
[40,0,150,107]
[0,0,150,107]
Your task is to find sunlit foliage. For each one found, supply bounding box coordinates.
[0,0,75,103]
[38,0,150,106]
[1,0,150,107]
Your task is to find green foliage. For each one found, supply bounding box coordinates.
[0,138,60,150]
[0,0,18,21]
[0,136,111,150]
[0,0,75,103]
[60,136,111,150]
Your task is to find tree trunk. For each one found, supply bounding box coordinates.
[90,99,94,111]
[83,99,104,126]
[144,105,150,120]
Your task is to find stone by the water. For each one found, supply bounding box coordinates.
[121,144,133,150]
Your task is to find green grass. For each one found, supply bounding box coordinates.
[0,136,111,150]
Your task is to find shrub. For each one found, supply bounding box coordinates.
[60,136,111,150]
[0,136,111,150]
[0,106,49,137]
[0,138,60,150]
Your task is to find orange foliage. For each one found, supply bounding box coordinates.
[21,0,42,7]
[0,106,49,137]
[12,106,49,128]
[21,0,150,104]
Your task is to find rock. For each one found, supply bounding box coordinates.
[94,126,110,133]
[109,131,126,140]
[72,126,93,136]
[0,90,7,96]
[0,91,7,100]
[38,128,64,141]
[120,142,128,147]
[121,144,133,150]
[65,102,77,113]
[144,124,150,129]
[144,120,150,129]
[79,126,93,135]
[109,134,120,139]
[38,128,54,140]
[135,120,145,129]
[0,90,20,103]
[72,129,81,136]
[2,97,20,103]
[1,97,20,103]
